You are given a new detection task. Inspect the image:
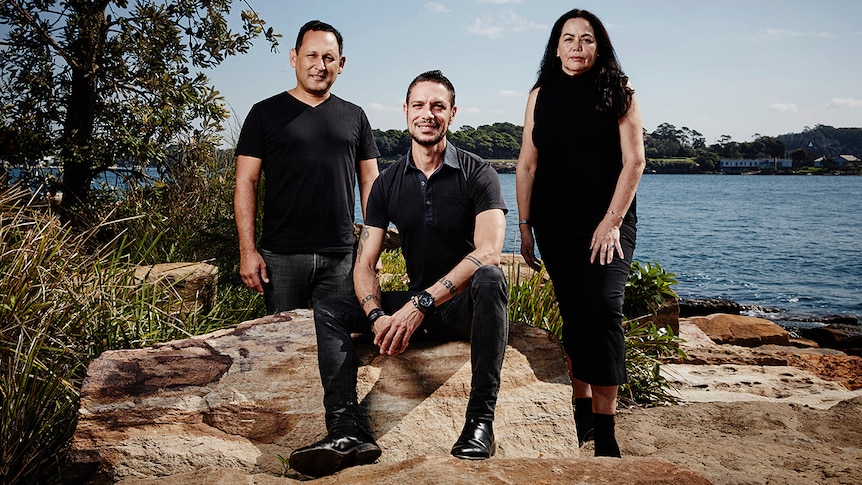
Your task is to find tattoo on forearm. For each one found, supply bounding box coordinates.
[359,294,380,307]
[464,255,482,268]
[439,277,457,295]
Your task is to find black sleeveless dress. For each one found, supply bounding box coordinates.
[531,70,635,228]
[530,69,635,386]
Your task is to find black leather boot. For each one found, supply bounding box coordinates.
[288,427,381,478]
[451,418,496,460]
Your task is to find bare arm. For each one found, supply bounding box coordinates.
[516,88,541,271]
[356,158,379,219]
[353,224,386,317]
[590,91,646,265]
[234,155,268,294]
[373,208,507,356]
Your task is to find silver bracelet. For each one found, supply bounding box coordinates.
[607,210,624,220]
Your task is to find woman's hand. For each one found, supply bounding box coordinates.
[589,217,623,265]
[519,224,542,271]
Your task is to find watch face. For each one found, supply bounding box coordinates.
[418,293,435,310]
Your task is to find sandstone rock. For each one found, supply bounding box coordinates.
[133,262,218,315]
[687,313,790,347]
[500,253,548,284]
[113,456,711,485]
[659,320,862,407]
[631,298,680,336]
[67,309,581,483]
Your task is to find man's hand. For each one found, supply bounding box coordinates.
[239,249,268,295]
[372,303,424,355]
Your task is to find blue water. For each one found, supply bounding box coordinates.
[12,167,858,320]
[494,173,862,322]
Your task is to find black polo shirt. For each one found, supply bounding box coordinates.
[365,142,507,290]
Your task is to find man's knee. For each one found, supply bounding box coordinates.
[313,296,356,332]
[470,265,507,299]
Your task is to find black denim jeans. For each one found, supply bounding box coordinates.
[312,265,509,433]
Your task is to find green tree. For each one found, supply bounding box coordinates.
[0,0,279,219]
[790,147,808,167]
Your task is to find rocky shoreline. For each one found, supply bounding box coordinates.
[678,297,862,357]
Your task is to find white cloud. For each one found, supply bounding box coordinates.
[759,28,836,39]
[461,107,482,115]
[498,89,522,98]
[468,8,546,39]
[767,103,798,113]
[368,102,402,113]
[425,2,451,13]
[477,0,524,4]
[826,98,862,109]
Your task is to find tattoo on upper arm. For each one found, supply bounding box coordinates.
[439,277,457,295]
[464,255,482,268]
[357,228,369,257]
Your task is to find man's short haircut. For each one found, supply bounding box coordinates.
[295,20,344,55]
[406,70,455,106]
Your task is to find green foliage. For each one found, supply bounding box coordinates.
[0,1,280,211]
[0,171,261,483]
[624,260,679,319]
[644,157,698,174]
[379,248,409,291]
[619,319,686,407]
[506,262,562,337]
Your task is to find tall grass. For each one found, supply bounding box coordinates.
[0,142,263,483]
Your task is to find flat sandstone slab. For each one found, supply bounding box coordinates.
[69,309,581,482]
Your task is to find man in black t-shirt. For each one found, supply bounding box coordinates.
[288,70,509,478]
[234,20,379,313]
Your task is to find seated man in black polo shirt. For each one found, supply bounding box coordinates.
[288,70,509,478]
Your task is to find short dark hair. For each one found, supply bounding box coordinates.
[405,70,456,106]
[295,20,344,55]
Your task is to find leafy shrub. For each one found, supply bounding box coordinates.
[624,260,679,319]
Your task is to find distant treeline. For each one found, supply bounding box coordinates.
[373,123,862,173]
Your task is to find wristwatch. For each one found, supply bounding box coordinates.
[412,291,436,314]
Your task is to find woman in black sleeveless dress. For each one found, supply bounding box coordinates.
[515,8,646,457]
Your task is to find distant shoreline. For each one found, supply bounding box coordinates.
[375,159,859,176]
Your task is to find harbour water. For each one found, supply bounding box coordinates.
[498,173,862,323]
[9,166,860,322]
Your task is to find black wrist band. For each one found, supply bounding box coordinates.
[367,308,386,327]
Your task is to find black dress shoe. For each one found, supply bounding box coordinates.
[288,428,381,478]
[451,418,496,460]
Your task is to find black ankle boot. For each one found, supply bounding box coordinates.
[574,397,594,447]
[451,418,496,460]
[593,413,621,457]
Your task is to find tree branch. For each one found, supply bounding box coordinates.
[5,0,79,70]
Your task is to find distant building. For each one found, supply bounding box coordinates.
[837,155,860,167]
[720,158,792,174]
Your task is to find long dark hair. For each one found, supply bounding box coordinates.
[533,9,632,118]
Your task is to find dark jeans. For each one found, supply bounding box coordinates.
[259,250,354,313]
[313,265,509,433]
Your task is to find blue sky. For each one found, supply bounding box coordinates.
[210,1,861,145]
